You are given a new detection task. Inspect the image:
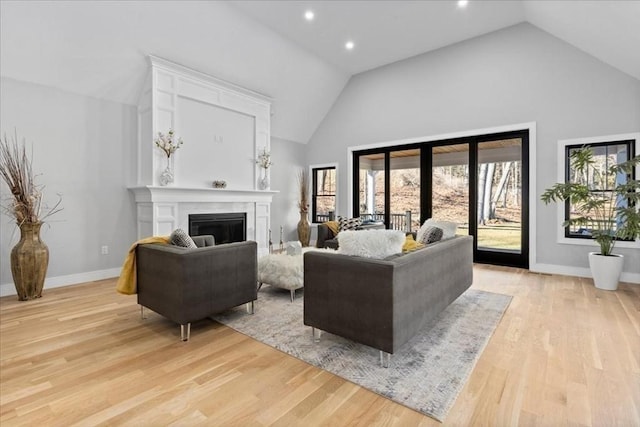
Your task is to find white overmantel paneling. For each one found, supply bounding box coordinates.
[137,55,273,189]
[132,57,276,254]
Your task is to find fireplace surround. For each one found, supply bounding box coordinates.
[129,57,277,255]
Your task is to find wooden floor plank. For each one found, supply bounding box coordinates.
[1,267,639,425]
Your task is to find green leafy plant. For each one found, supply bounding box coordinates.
[541,146,640,256]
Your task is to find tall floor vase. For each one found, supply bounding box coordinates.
[11,222,49,301]
[297,212,311,247]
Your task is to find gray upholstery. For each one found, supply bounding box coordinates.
[136,237,257,335]
[304,235,473,354]
[316,221,385,249]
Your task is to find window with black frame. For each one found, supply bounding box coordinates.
[565,140,635,239]
[312,166,336,223]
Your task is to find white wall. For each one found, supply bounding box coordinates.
[306,23,640,277]
[269,137,307,244]
[0,77,138,293]
[0,1,350,144]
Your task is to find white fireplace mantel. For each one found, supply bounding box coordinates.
[129,186,278,204]
[129,186,278,255]
[131,58,276,254]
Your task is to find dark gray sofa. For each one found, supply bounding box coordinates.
[303,235,473,366]
[136,236,257,341]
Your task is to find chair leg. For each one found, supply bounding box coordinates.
[379,351,391,368]
[312,327,321,343]
[140,305,146,319]
[290,289,295,303]
[257,282,263,291]
[246,300,255,314]
[180,323,191,342]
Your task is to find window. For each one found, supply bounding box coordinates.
[311,166,336,223]
[564,139,636,240]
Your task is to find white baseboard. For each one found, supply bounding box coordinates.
[530,263,640,284]
[0,267,121,297]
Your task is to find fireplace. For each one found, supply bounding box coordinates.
[189,213,246,244]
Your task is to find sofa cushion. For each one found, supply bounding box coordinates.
[324,220,339,237]
[416,219,457,241]
[418,226,443,245]
[337,229,405,259]
[170,228,198,249]
[338,216,363,231]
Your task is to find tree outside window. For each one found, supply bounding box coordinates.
[565,140,635,239]
[312,167,336,223]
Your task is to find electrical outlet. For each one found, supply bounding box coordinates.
[101,245,109,255]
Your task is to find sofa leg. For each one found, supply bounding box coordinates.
[290,289,295,302]
[312,327,322,343]
[380,351,391,368]
[246,300,255,314]
[180,323,191,342]
[140,305,147,320]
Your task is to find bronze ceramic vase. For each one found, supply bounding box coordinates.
[297,212,311,247]
[11,222,49,301]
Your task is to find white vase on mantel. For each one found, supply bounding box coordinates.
[588,252,623,291]
[259,168,270,190]
[159,157,174,186]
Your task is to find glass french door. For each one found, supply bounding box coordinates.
[473,134,528,268]
[353,130,529,268]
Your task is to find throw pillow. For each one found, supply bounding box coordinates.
[337,229,405,259]
[170,228,198,249]
[402,234,424,252]
[418,226,443,245]
[324,220,339,236]
[338,216,363,231]
[416,218,458,241]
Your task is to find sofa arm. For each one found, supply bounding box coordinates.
[303,251,396,353]
[316,224,335,248]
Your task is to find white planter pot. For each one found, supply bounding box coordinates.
[588,252,623,291]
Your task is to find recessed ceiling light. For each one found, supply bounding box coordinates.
[304,10,314,21]
[345,41,355,50]
[457,0,468,8]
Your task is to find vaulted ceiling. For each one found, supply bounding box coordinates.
[1,1,638,144]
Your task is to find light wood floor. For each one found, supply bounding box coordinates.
[1,265,638,426]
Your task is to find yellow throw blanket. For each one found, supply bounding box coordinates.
[324,220,339,236]
[116,236,170,295]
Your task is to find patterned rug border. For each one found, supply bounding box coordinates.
[213,287,512,422]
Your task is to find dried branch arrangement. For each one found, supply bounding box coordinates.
[297,169,309,214]
[0,132,62,225]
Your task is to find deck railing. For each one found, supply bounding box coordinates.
[316,211,413,232]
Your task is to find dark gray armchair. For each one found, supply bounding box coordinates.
[136,236,257,341]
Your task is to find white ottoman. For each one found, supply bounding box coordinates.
[257,248,332,302]
[258,252,304,302]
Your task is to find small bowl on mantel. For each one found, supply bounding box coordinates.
[212,180,227,189]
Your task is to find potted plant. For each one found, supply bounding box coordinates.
[0,132,61,300]
[541,146,640,290]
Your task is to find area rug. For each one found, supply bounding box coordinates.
[213,287,511,421]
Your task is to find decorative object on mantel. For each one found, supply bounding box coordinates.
[296,170,311,247]
[255,148,272,190]
[154,129,183,186]
[0,131,62,300]
[212,180,227,188]
[541,146,640,291]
